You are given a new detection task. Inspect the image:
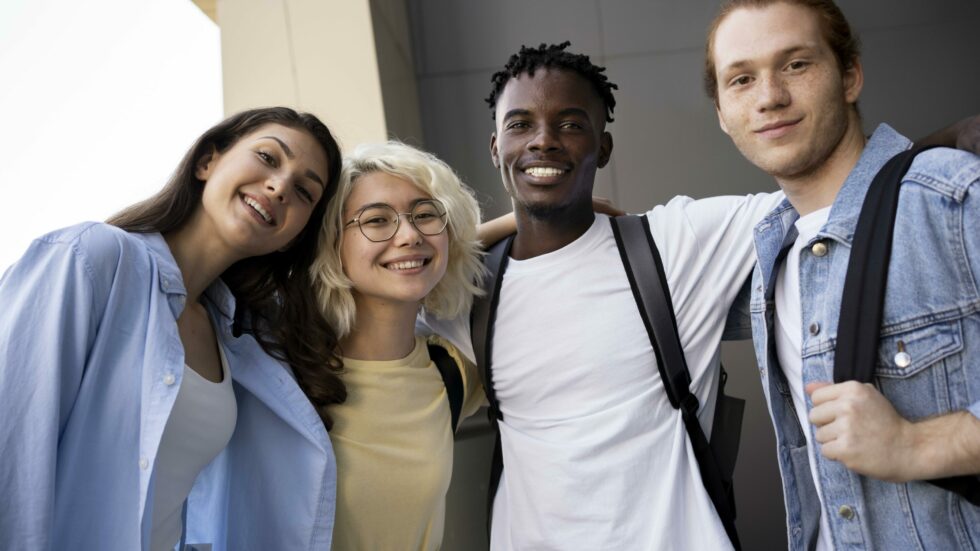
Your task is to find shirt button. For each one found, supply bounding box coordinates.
[811,242,828,257]
[139,458,149,470]
[894,340,911,367]
[838,505,856,520]
[163,373,176,386]
[809,322,821,336]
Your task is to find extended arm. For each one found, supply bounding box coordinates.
[477,211,517,248]
[477,196,626,248]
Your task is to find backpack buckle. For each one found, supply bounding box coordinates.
[680,393,700,416]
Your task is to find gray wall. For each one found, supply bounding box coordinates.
[403,1,980,549]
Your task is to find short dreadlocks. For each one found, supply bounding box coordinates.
[486,41,618,123]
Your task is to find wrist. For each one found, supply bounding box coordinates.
[898,419,934,482]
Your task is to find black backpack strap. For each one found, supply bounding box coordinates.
[469,233,514,541]
[611,214,742,550]
[428,342,464,433]
[836,144,980,506]
[471,234,514,417]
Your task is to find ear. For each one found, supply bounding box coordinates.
[716,104,731,136]
[597,131,613,168]
[843,57,864,105]
[194,145,219,181]
[489,133,500,169]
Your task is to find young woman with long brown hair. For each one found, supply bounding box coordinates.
[0,107,346,550]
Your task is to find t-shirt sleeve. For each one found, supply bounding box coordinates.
[644,192,784,330]
[417,307,475,364]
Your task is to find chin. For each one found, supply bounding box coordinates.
[515,196,575,220]
[741,147,808,179]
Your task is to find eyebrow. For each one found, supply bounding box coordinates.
[261,135,326,189]
[720,45,817,75]
[502,108,531,121]
[350,198,435,215]
[502,107,593,121]
[557,107,591,119]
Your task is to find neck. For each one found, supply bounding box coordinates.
[163,216,240,304]
[340,295,419,361]
[777,113,866,216]
[511,201,595,260]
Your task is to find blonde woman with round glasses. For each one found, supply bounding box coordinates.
[310,141,517,550]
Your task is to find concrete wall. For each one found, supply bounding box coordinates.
[215,0,390,149]
[408,1,980,549]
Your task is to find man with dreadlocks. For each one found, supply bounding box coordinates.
[423,41,782,549]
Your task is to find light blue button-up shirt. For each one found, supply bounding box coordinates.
[750,125,980,550]
[0,222,336,550]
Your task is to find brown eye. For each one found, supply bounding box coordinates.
[296,185,314,203]
[257,151,276,165]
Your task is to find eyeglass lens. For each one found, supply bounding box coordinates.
[357,200,447,241]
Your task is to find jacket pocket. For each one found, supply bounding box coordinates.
[875,319,963,379]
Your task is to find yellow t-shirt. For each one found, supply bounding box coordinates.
[329,335,483,550]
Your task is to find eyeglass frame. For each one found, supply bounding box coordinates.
[342,199,449,242]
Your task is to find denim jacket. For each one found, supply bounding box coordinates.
[750,125,980,550]
[0,223,336,550]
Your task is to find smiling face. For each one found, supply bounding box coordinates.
[194,123,329,259]
[712,2,863,182]
[340,171,450,311]
[490,68,612,219]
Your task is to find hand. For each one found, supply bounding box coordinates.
[592,196,626,217]
[915,114,980,154]
[806,381,916,482]
[956,114,980,155]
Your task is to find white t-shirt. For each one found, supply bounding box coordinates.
[774,206,834,551]
[423,193,783,550]
[151,344,237,551]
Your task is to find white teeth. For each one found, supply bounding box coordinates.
[243,196,272,223]
[386,259,425,270]
[524,166,565,177]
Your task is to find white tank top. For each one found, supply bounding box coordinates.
[151,343,237,551]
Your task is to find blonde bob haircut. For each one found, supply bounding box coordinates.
[312,141,487,338]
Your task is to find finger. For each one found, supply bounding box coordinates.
[805,380,832,397]
[813,422,837,444]
[808,402,837,427]
[807,381,842,406]
[819,439,843,462]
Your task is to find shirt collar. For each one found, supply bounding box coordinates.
[130,231,238,325]
[752,124,911,295]
[820,123,912,245]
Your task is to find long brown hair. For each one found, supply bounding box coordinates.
[107,107,347,429]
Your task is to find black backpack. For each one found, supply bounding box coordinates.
[470,215,745,549]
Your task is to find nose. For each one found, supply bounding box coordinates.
[391,213,423,246]
[757,73,791,112]
[266,177,288,203]
[527,124,561,152]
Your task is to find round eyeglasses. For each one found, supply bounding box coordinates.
[343,199,449,242]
